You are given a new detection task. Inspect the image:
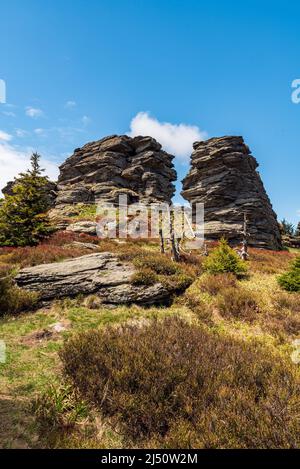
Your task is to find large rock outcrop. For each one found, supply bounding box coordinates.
[181,136,282,250]
[15,252,171,305]
[55,135,176,207]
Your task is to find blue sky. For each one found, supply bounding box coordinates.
[0,0,299,225]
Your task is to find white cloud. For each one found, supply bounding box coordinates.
[34,128,47,136]
[81,115,91,126]
[2,111,16,117]
[128,111,207,161]
[15,129,29,138]
[0,142,59,194]
[65,100,76,109]
[0,130,13,142]
[25,107,44,118]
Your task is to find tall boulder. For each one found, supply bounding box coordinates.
[181,136,282,250]
[55,135,176,207]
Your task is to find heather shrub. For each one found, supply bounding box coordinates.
[0,264,38,315]
[126,251,196,292]
[180,290,212,323]
[133,253,179,275]
[1,244,88,268]
[272,291,300,313]
[203,238,247,276]
[263,309,300,339]
[82,295,103,310]
[278,257,300,292]
[161,272,194,292]
[44,231,99,246]
[258,291,300,338]
[216,287,259,322]
[249,248,295,274]
[60,317,300,448]
[131,268,158,286]
[198,273,237,295]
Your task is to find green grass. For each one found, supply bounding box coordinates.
[67,204,97,221]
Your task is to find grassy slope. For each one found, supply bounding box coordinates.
[0,240,299,448]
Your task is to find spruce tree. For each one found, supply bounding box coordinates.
[281,218,295,236]
[203,237,247,276]
[0,153,52,246]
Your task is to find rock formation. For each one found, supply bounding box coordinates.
[55,135,176,208]
[15,252,172,305]
[181,136,282,250]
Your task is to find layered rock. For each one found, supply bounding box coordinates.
[181,136,282,250]
[15,252,171,305]
[55,135,176,207]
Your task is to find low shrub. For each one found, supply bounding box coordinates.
[1,244,88,268]
[203,238,247,276]
[0,264,38,316]
[133,252,179,276]
[216,287,259,322]
[198,273,237,295]
[160,272,195,292]
[179,289,212,323]
[278,257,300,292]
[60,316,300,448]
[263,310,300,339]
[126,251,196,292]
[272,291,300,314]
[43,231,100,246]
[82,295,103,310]
[131,268,158,286]
[250,248,295,274]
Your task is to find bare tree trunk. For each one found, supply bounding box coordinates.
[169,206,180,262]
[240,212,249,260]
[159,211,165,254]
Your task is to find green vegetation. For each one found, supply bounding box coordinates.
[281,218,295,236]
[0,264,38,316]
[33,383,89,432]
[69,204,97,221]
[203,238,247,276]
[278,256,300,292]
[0,154,52,247]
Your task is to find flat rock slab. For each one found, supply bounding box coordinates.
[15,252,170,305]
